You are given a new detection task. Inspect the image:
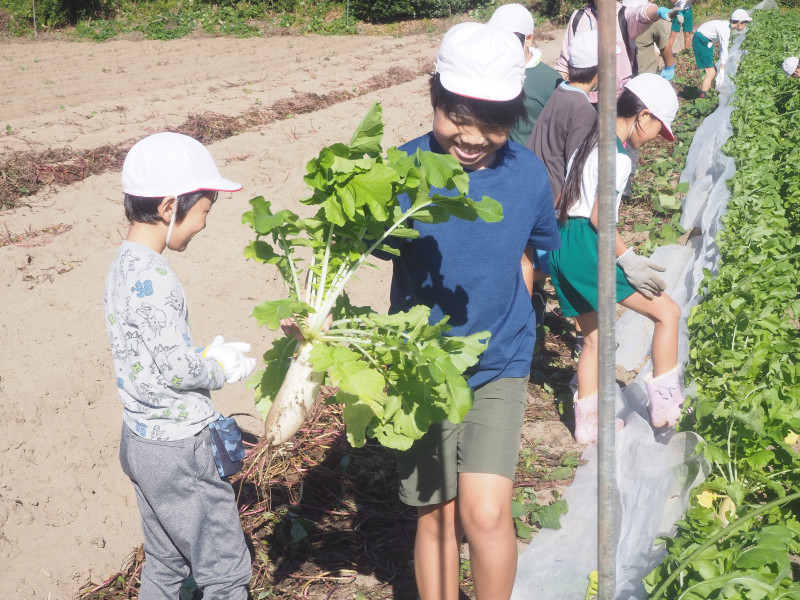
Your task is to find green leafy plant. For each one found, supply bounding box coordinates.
[511,488,568,538]
[645,10,800,598]
[243,102,503,451]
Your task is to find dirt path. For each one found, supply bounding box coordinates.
[0,29,566,599]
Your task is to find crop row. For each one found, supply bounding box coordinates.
[644,9,800,599]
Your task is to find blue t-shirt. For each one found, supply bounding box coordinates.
[389,133,560,389]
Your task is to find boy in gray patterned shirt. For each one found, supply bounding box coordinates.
[104,132,254,599]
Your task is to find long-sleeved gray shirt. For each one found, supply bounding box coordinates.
[104,241,223,440]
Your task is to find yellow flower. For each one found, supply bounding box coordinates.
[697,490,719,509]
[785,431,798,445]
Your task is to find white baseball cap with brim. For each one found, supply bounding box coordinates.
[782,56,799,77]
[122,132,242,198]
[488,3,534,36]
[624,73,679,141]
[569,29,599,68]
[731,8,752,21]
[436,22,526,102]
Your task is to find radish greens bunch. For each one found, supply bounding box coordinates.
[242,103,503,450]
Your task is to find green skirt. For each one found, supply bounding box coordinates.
[548,218,635,317]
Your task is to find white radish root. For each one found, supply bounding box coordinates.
[263,341,324,446]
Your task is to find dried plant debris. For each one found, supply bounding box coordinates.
[1,66,427,211]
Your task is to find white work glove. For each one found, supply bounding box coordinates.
[715,66,726,88]
[203,335,257,384]
[616,249,667,299]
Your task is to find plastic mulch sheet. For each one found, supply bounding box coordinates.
[511,4,776,596]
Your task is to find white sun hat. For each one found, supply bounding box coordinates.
[569,29,599,68]
[122,132,242,198]
[436,22,526,101]
[624,73,679,141]
[731,8,752,21]
[782,56,799,77]
[488,3,534,36]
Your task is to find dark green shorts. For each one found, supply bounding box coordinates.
[671,8,693,32]
[548,218,635,317]
[395,376,528,507]
[693,32,715,69]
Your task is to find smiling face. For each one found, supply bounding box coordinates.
[432,108,510,171]
[167,192,216,252]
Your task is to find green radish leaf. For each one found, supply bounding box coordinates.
[253,336,298,416]
[253,299,311,329]
[342,401,376,448]
[349,102,384,156]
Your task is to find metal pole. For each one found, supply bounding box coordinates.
[596,0,618,597]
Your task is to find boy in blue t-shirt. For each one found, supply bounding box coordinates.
[390,22,560,600]
[104,132,255,599]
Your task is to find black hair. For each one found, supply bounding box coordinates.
[568,64,599,85]
[124,190,214,224]
[556,88,647,223]
[514,31,526,46]
[429,73,528,131]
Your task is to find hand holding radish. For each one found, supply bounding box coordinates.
[280,313,333,343]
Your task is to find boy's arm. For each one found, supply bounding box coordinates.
[130,273,226,391]
[521,248,535,297]
[627,4,660,39]
[718,25,730,65]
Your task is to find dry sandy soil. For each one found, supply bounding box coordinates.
[0,28,569,599]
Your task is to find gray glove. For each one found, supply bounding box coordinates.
[616,249,667,299]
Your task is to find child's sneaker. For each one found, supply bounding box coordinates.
[645,366,685,428]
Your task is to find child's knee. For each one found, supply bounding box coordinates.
[460,500,509,537]
[655,295,681,325]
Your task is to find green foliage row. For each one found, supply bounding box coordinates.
[0,0,355,37]
[644,8,800,599]
[348,0,494,23]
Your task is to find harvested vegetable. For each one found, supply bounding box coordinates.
[243,102,503,450]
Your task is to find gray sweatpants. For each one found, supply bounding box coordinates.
[120,425,251,600]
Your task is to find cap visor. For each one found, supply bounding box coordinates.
[659,121,675,142]
[201,177,243,193]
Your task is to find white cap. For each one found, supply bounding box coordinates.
[122,132,242,198]
[488,3,534,36]
[435,22,526,101]
[782,56,799,77]
[624,73,679,141]
[568,29,599,68]
[731,8,752,21]
[621,0,647,6]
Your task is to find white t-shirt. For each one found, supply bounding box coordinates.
[565,142,632,222]
[696,20,732,64]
